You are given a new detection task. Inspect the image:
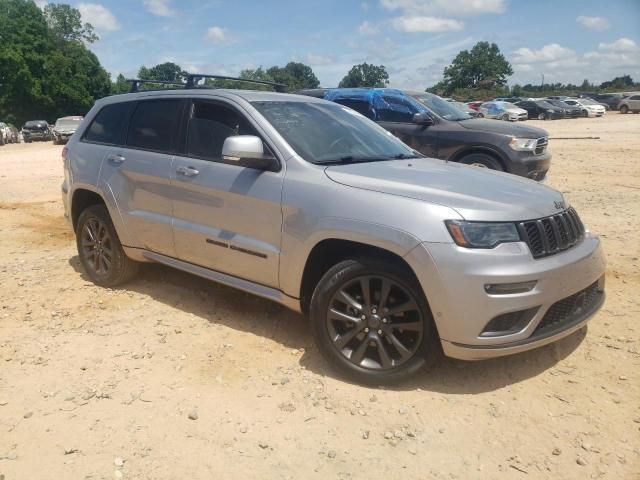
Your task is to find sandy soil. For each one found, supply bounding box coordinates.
[0,113,638,480]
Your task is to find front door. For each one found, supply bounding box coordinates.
[375,94,439,158]
[171,99,284,288]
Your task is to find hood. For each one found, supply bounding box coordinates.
[325,158,565,222]
[505,107,527,115]
[457,118,547,138]
[54,127,77,133]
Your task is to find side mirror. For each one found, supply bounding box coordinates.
[221,135,278,171]
[412,112,433,126]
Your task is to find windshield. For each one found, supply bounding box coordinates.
[55,118,82,128]
[252,101,417,164]
[537,100,555,108]
[411,94,471,121]
[500,102,519,109]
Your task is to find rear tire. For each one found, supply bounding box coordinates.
[460,152,504,171]
[477,113,484,118]
[76,205,139,287]
[619,105,629,114]
[537,112,546,120]
[309,258,439,385]
[501,113,509,121]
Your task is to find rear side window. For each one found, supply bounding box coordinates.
[84,102,134,145]
[186,101,258,161]
[630,95,640,100]
[126,100,183,153]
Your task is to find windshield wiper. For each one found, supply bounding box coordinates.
[317,156,395,165]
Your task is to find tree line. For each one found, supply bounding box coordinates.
[2,0,637,126]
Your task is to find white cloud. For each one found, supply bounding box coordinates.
[576,15,610,31]
[598,37,637,52]
[34,0,48,8]
[358,20,379,35]
[205,26,228,43]
[143,0,175,17]
[78,3,120,31]
[392,16,464,32]
[381,0,506,16]
[306,53,335,66]
[512,43,576,64]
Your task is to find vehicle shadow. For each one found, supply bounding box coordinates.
[68,257,586,394]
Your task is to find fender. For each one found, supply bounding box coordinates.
[279,216,423,298]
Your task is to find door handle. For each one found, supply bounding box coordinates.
[176,166,200,177]
[107,153,126,164]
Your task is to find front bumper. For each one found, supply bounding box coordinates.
[405,233,606,360]
[508,150,551,181]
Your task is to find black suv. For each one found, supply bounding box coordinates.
[516,100,564,120]
[545,99,582,118]
[22,120,52,142]
[298,88,551,181]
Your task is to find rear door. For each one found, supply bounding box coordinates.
[96,98,186,255]
[628,95,640,109]
[375,94,439,158]
[170,98,284,288]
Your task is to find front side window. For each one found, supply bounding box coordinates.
[411,94,471,121]
[332,98,373,119]
[186,101,258,161]
[84,102,134,145]
[126,100,183,153]
[251,101,416,164]
[376,95,419,123]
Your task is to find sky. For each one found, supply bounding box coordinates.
[36,0,640,89]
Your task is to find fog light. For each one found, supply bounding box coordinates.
[480,307,539,337]
[484,281,537,295]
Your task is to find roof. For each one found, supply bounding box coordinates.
[105,88,328,104]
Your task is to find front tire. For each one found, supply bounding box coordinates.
[460,152,504,171]
[537,112,546,120]
[619,105,629,114]
[310,258,439,385]
[477,113,484,118]
[501,113,509,121]
[76,205,139,287]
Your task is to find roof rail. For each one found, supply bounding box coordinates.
[127,79,186,93]
[185,73,287,92]
[126,74,288,93]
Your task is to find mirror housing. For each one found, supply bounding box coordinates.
[221,135,278,171]
[412,112,433,126]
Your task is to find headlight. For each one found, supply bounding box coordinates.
[509,137,537,151]
[445,220,520,248]
[547,109,554,113]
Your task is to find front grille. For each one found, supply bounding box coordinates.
[533,281,601,336]
[519,207,585,259]
[534,137,548,155]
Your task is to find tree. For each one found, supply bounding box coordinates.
[441,42,513,93]
[138,62,186,82]
[44,3,98,44]
[267,62,319,91]
[111,73,130,94]
[0,0,110,125]
[339,63,389,88]
[600,74,634,90]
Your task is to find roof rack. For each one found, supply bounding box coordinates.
[126,74,287,93]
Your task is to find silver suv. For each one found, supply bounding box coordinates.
[62,87,606,384]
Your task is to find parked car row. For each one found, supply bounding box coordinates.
[0,116,85,145]
[464,95,615,121]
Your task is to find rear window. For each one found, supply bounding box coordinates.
[126,100,183,153]
[84,102,134,145]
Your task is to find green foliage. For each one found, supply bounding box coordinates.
[44,3,98,44]
[339,63,389,88]
[267,62,320,91]
[111,74,130,95]
[138,62,186,82]
[0,0,110,125]
[441,42,512,93]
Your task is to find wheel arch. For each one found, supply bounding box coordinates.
[298,238,423,316]
[451,146,508,171]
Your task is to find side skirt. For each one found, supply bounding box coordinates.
[137,249,302,313]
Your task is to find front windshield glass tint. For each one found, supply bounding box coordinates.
[56,119,82,128]
[537,101,554,108]
[500,102,518,109]
[412,94,471,121]
[251,101,416,164]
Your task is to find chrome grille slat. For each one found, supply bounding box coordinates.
[519,208,585,259]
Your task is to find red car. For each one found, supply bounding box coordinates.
[466,101,484,111]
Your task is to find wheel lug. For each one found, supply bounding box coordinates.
[361,315,366,320]
[382,318,388,324]
[377,329,383,335]
[372,307,377,314]
[364,327,369,333]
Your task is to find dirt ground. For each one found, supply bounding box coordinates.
[0,113,638,480]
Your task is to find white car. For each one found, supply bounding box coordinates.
[477,101,528,121]
[0,122,12,145]
[563,99,605,117]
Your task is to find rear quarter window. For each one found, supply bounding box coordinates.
[84,102,134,145]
